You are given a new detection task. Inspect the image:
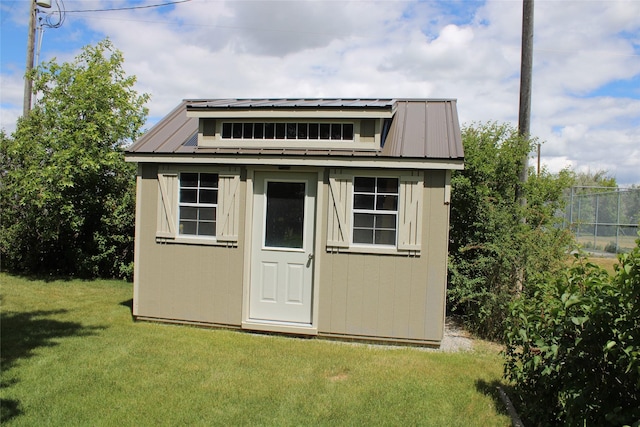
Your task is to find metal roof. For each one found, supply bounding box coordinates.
[186,98,396,110]
[127,98,463,162]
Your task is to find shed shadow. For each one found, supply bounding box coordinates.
[0,309,103,424]
[120,299,134,319]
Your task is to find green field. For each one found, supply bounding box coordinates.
[1,274,510,426]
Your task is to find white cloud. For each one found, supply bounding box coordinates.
[1,0,639,184]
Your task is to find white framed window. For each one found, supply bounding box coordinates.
[352,177,399,246]
[221,122,354,141]
[157,166,241,246]
[178,172,218,237]
[327,169,423,255]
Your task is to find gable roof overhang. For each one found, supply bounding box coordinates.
[126,98,464,170]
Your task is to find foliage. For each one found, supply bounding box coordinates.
[448,122,574,339]
[0,39,148,279]
[503,238,640,426]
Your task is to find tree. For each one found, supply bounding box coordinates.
[0,39,149,279]
[447,122,574,339]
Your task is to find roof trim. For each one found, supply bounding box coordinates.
[125,153,464,170]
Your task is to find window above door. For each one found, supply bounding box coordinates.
[197,118,384,150]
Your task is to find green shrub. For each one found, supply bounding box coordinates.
[448,122,574,339]
[503,237,640,425]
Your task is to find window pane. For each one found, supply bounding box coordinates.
[200,173,218,188]
[354,213,374,228]
[376,195,398,211]
[180,221,197,235]
[353,229,374,244]
[354,194,375,210]
[199,189,218,204]
[375,229,396,245]
[319,123,330,139]
[222,123,232,138]
[243,123,254,139]
[254,123,264,139]
[377,178,399,193]
[265,123,275,139]
[232,123,243,138]
[354,177,375,193]
[275,123,286,139]
[199,207,216,221]
[375,214,396,229]
[308,123,319,139]
[287,123,297,139]
[180,207,198,220]
[343,123,354,140]
[180,189,197,204]
[331,124,342,140]
[265,182,305,249]
[181,173,198,187]
[198,222,216,236]
[298,123,308,139]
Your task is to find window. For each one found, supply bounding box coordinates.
[352,177,399,246]
[327,170,423,254]
[220,122,354,141]
[178,172,218,237]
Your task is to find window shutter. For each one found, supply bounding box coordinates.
[398,174,424,253]
[216,169,241,243]
[327,169,352,249]
[157,168,178,239]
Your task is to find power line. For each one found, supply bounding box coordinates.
[65,0,191,13]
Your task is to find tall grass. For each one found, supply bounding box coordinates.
[1,274,510,426]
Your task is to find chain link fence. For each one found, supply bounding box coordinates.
[562,186,640,254]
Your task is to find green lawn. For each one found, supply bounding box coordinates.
[1,273,510,426]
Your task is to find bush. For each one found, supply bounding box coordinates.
[448,122,574,339]
[503,237,640,425]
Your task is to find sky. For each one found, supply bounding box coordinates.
[1,0,639,185]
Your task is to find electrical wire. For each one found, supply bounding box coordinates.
[65,0,192,13]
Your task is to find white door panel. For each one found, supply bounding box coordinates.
[250,172,316,324]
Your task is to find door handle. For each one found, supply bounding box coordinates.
[308,253,314,260]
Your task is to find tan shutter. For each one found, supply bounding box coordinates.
[327,169,352,249]
[398,173,424,253]
[216,169,241,243]
[157,168,178,239]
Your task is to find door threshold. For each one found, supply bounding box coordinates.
[242,319,318,335]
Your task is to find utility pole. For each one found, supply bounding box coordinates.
[23,1,37,117]
[518,0,534,194]
[516,0,534,294]
[23,0,51,117]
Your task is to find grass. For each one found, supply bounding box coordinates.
[1,273,510,426]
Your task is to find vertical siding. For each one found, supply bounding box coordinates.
[318,169,449,343]
[134,163,245,326]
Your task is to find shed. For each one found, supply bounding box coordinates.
[126,98,464,346]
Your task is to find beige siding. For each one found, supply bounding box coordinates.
[134,163,245,326]
[318,170,449,343]
[134,163,450,344]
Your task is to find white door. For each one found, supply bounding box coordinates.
[249,172,316,324]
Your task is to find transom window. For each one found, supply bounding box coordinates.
[179,172,218,237]
[221,122,354,141]
[352,177,399,246]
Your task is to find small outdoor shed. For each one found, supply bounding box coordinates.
[126,98,464,346]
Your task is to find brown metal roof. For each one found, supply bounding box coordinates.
[186,98,396,110]
[127,98,463,161]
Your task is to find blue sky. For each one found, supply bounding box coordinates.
[2,0,639,185]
